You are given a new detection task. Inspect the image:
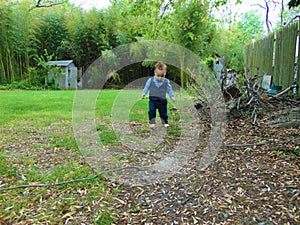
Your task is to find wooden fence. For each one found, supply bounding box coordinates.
[245,21,299,90]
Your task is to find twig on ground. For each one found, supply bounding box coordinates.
[225,142,269,148]
[180,186,204,205]
[267,86,292,100]
[0,166,144,191]
[290,191,300,201]
[252,113,258,125]
[0,175,102,191]
[284,137,300,144]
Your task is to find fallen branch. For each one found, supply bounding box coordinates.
[270,120,300,128]
[267,86,292,100]
[225,141,269,148]
[0,166,144,192]
[291,191,300,201]
[0,174,102,191]
[180,186,204,205]
[257,185,299,190]
[285,137,300,144]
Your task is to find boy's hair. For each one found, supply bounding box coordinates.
[154,62,167,77]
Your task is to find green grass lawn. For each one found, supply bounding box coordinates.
[0,89,183,224]
[0,90,127,224]
[0,90,75,126]
[0,89,182,224]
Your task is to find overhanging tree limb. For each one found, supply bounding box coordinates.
[32,0,67,10]
[251,0,281,32]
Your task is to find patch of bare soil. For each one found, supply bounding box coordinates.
[111,100,300,224]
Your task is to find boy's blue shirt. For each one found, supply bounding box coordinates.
[143,76,174,99]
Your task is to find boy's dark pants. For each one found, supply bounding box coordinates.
[148,97,168,124]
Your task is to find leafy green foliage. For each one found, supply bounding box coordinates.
[37,12,70,59]
[159,0,218,87]
[209,9,266,73]
[171,0,215,56]
[205,56,215,69]
[70,9,111,69]
[237,10,266,44]
[212,0,242,7]
[288,0,300,9]
[0,0,289,88]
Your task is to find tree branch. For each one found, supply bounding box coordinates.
[151,0,172,38]
[36,0,42,7]
[30,0,68,10]
[285,15,300,26]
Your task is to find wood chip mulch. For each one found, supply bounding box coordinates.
[110,99,300,225]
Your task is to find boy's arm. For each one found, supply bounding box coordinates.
[166,80,175,102]
[141,78,151,99]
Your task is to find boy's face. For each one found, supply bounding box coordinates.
[155,74,164,81]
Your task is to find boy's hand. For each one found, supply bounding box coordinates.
[171,97,175,102]
[141,94,146,99]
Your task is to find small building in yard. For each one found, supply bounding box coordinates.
[47,60,80,89]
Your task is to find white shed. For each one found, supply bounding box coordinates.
[47,60,78,89]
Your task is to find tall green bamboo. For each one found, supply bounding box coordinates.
[0,0,12,83]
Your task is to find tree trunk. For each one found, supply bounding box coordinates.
[265,0,271,33]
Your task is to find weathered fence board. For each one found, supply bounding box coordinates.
[245,21,299,91]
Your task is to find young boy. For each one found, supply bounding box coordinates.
[141,62,175,128]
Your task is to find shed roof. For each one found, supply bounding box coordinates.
[47,60,74,67]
